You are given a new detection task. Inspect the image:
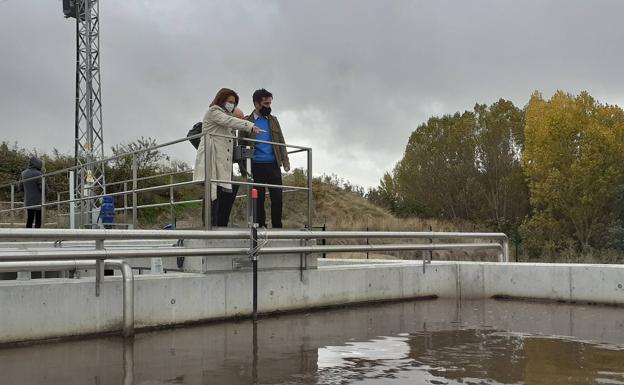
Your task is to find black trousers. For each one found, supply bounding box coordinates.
[26,209,42,228]
[202,185,239,227]
[252,162,283,228]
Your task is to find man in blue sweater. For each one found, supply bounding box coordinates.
[241,89,291,228]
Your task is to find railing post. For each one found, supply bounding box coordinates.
[307,148,313,230]
[10,184,14,228]
[41,176,46,228]
[95,240,104,296]
[501,236,510,263]
[123,182,128,220]
[132,155,137,229]
[78,168,85,227]
[366,226,369,259]
[57,192,61,228]
[69,171,76,229]
[169,174,174,224]
[204,132,212,230]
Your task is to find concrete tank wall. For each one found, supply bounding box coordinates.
[0,259,623,344]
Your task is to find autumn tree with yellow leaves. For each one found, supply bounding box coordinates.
[520,91,624,256]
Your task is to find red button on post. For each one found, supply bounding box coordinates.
[251,188,258,199]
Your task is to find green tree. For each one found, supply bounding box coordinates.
[473,99,529,229]
[394,111,479,219]
[521,91,624,254]
[367,172,399,212]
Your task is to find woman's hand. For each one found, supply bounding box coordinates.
[252,126,265,134]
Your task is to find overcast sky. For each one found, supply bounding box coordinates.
[2,0,624,188]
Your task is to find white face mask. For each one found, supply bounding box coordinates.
[224,102,235,113]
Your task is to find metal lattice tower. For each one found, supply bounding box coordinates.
[66,0,105,227]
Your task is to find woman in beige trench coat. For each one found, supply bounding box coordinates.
[194,88,262,226]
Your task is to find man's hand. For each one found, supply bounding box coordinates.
[283,164,291,172]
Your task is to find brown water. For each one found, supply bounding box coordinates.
[1,298,623,385]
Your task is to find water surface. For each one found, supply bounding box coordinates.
[1,298,623,384]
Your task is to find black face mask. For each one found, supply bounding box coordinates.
[259,106,271,117]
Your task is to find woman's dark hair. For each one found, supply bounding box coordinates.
[210,88,239,108]
[252,88,273,104]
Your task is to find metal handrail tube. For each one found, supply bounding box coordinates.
[0,128,307,191]
[265,230,509,262]
[0,228,507,243]
[0,131,208,190]
[259,243,503,260]
[117,199,201,211]
[0,260,94,272]
[0,259,134,336]
[0,247,249,261]
[53,198,201,215]
[0,180,204,215]
[210,132,311,151]
[54,165,191,197]
[265,230,507,240]
[211,178,309,191]
[105,169,193,188]
[0,228,250,241]
[235,188,300,198]
[31,189,303,216]
[0,243,503,262]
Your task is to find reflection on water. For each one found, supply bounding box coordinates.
[1,299,623,385]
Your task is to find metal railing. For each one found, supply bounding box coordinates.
[0,228,510,261]
[0,227,509,338]
[0,129,313,230]
[0,259,134,336]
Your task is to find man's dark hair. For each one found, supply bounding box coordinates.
[253,88,273,104]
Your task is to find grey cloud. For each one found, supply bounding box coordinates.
[2,0,624,188]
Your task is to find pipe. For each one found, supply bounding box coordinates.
[0,243,501,262]
[258,243,503,256]
[132,155,137,228]
[263,230,509,240]
[0,228,508,241]
[105,259,134,337]
[0,228,251,241]
[501,237,510,263]
[0,259,134,337]
[307,148,313,230]
[0,247,250,261]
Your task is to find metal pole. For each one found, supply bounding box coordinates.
[132,155,137,228]
[123,338,134,385]
[105,260,134,337]
[95,239,104,297]
[366,226,369,259]
[169,174,174,225]
[69,171,76,229]
[79,168,84,228]
[57,193,61,228]
[41,176,46,228]
[10,184,14,228]
[251,188,259,321]
[306,149,313,230]
[322,223,326,259]
[204,133,212,230]
[247,156,253,228]
[123,182,128,220]
[501,237,510,263]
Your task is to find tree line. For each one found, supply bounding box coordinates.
[367,91,624,259]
